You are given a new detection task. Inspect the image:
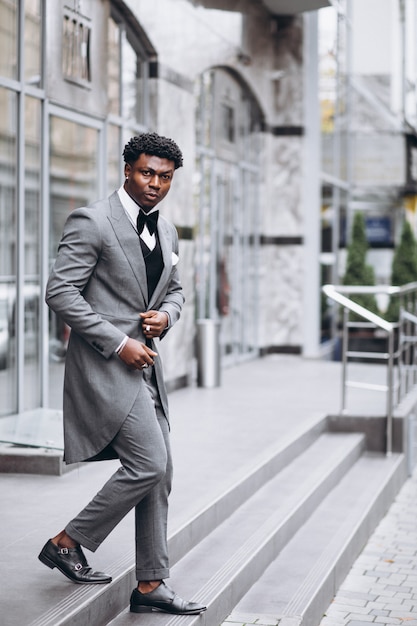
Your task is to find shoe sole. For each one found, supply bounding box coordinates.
[38,551,112,585]
[130,605,207,615]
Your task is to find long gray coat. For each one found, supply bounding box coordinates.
[46,191,184,464]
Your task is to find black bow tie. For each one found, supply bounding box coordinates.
[137,210,159,236]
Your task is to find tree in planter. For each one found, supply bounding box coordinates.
[385,220,417,322]
[342,211,379,319]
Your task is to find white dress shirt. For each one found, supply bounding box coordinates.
[117,185,157,251]
[114,185,168,354]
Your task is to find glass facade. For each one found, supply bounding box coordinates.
[0,0,152,429]
[0,0,17,80]
[24,0,42,86]
[0,86,17,416]
[195,68,262,363]
[48,116,100,408]
[24,96,42,410]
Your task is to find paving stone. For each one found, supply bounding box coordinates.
[340,618,385,626]
[318,469,417,626]
[332,597,368,608]
[370,609,389,616]
[337,591,379,602]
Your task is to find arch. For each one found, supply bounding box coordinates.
[210,64,266,129]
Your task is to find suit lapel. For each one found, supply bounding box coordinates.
[148,217,172,310]
[107,192,148,304]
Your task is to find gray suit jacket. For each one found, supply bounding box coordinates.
[46,191,184,463]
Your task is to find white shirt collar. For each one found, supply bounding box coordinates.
[117,185,159,226]
[117,185,157,249]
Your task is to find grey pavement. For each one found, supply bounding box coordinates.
[0,354,415,626]
[318,467,417,626]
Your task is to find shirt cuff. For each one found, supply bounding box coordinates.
[160,311,171,329]
[115,335,129,354]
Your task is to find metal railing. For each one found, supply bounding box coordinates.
[322,282,417,456]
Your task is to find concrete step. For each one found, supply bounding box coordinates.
[26,425,405,626]
[106,432,366,626]
[28,413,328,626]
[227,452,406,626]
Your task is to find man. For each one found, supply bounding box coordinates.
[38,133,206,616]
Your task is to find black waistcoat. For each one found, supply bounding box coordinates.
[140,235,164,301]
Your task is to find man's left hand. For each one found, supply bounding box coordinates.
[140,310,169,339]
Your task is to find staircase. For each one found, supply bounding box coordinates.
[28,412,406,626]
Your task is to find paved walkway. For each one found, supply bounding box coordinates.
[319,468,417,626]
[0,355,415,625]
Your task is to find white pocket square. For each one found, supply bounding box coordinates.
[172,252,179,266]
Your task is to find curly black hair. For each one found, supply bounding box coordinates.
[123,132,183,169]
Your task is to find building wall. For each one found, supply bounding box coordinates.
[0,0,311,421]
[126,0,307,361]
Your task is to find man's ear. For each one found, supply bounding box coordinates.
[124,163,131,178]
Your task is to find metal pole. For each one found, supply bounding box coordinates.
[330,6,342,349]
[345,0,353,246]
[386,330,394,457]
[302,10,321,357]
[341,306,349,412]
[399,0,406,121]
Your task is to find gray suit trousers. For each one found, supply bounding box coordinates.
[65,372,172,581]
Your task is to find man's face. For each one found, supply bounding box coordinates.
[124,153,175,212]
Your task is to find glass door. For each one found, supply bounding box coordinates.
[195,67,262,365]
[215,161,259,363]
[48,113,101,409]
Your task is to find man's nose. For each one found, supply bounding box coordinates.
[149,174,161,188]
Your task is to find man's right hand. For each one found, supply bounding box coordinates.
[117,338,158,370]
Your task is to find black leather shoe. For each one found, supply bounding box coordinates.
[130,582,207,614]
[38,539,112,585]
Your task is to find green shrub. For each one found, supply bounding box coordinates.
[343,212,379,319]
[385,220,417,321]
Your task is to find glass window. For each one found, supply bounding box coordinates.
[24,96,42,410]
[0,0,18,80]
[108,17,121,116]
[121,30,145,124]
[107,123,121,195]
[195,72,214,148]
[221,103,235,144]
[195,69,262,363]
[48,116,99,409]
[0,87,17,415]
[108,11,149,127]
[62,5,91,86]
[25,0,42,85]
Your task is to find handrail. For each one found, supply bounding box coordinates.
[322,283,417,457]
[322,285,395,333]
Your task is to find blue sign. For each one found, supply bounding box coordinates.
[365,217,392,245]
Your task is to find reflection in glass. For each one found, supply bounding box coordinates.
[25,0,41,85]
[0,0,17,80]
[195,69,261,363]
[24,96,41,410]
[48,117,98,409]
[107,124,121,195]
[0,87,17,416]
[121,30,144,124]
[108,17,121,116]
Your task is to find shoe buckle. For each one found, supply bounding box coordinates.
[74,563,83,571]
[59,547,69,555]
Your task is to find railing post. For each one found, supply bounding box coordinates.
[341,307,348,413]
[386,330,394,457]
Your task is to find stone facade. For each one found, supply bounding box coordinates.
[121,0,309,377]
